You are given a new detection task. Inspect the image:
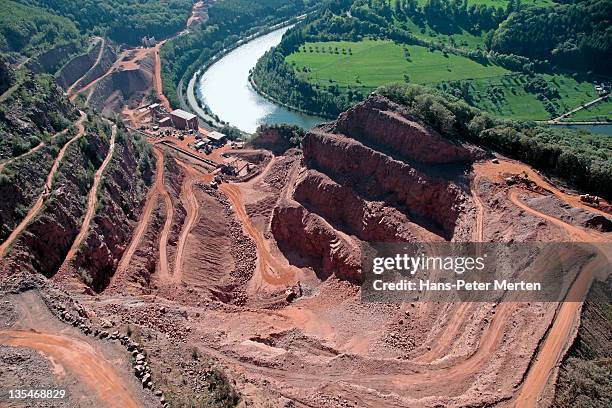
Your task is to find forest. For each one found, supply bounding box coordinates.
[491,0,611,74]
[251,0,611,119]
[13,0,193,45]
[0,0,81,57]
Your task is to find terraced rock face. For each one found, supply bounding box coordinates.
[272,95,478,282]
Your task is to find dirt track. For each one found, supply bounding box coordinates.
[0,112,87,258]
[0,127,71,174]
[220,182,296,290]
[173,161,203,283]
[158,173,174,281]
[115,148,164,276]
[0,329,140,408]
[474,159,609,406]
[153,43,172,111]
[65,124,117,264]
[67,37,105,96]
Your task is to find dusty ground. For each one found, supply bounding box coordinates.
[1,11,611,406]
[35,146,612,406]
[1,139,611,407]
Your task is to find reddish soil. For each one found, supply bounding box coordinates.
[3,31,611,406]
[0,330,140,408]
[114,147,165,276]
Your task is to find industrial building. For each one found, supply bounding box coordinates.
[169,109,198,130]
[207,130,227,146]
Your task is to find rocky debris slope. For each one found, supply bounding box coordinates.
[272,95,479,282]
[26,42,82,76]
[89,54,152,115]
[73,43,117,93]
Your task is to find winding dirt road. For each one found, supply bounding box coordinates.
[473,159,609,406]
[67,37,106,97]
[0,112,87,258]
[173,161,211,283]
[0,329,140,408]
[158,173,174,281]
[220,183,296,289]
[59,124,117,269]
[115,148,164,276]
[153,43,172,111]
[0,126,71,174]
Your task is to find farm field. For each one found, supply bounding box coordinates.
[286,40,600,121]
[287,40,509,89]
[463,74,599,120]
[402,18,485,50]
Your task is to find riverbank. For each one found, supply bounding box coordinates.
[187,22,326,133]
[185,16,309,134]
[248,76,335,120]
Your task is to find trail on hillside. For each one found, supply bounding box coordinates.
[173,161,207,283]
[515,253,607,407]
[509,190,602,242]
[158,179,174,282]
[0,126,71,173]
[0,82,19,104]
[472,175,485,242]
[114,148,164,278]
[0,330,140,408]
[70,50,128,103]
[509,189,606,406]
[67,37,105,96]
[473,159,608,405]
[0,112,87,258]
[58,125,117,270]
[153,43,172,111]
[220,183,296,290]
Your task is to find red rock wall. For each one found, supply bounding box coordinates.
[271,203,361,282]
[332,96,475,164]
[302,130,464,238]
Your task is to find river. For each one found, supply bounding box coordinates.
[194,25,326,134]
[192,26,611,137]
[550,123,612,136]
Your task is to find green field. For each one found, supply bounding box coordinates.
[286,40,601,121]
[287,40,509,89]
[464,74,599,120]
[403,19,485,50]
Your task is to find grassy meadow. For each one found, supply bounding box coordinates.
[286,39,603,121]
[287,40,509,89]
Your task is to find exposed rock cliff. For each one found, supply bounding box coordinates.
[271,95,478,282]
